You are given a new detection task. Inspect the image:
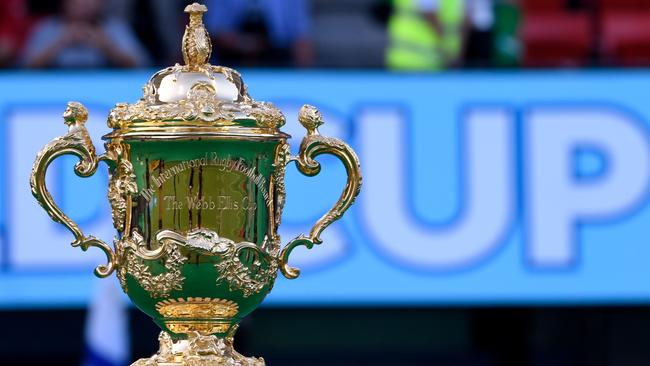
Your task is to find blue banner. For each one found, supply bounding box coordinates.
[2,70,650,307]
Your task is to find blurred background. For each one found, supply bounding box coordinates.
[3,0,650,365]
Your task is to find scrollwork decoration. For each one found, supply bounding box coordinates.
[131,331,264,366]
[267,141,291,257]
[278,105,362,279]
[155,228,278,298]
[30,102,116,278]
[105,140,137,233]
[214,241,278,298]
[116,231,187,298]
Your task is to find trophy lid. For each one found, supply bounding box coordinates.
[104,3,287,141]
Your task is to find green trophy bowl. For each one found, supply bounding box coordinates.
[30,4,361,365]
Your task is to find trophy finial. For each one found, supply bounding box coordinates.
[182,3,211,69]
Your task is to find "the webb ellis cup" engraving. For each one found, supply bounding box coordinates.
[163,194,257,211]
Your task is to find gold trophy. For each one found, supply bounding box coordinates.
[30,3,361,365]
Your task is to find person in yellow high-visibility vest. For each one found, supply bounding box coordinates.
[386,0,466,71]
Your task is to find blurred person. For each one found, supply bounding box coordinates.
[386,0,466,71]
[204,0,313,68]
[492,0,520,67]
[81,279,129,366]
[464,0,495,67]
[107,0,185,66]
[22,0,149,69]
[0,0,35,67]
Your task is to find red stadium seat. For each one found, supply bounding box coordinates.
[600,12,650,66]
[522,13,592,67]
[523,0,566,13]
[599,0,650,11]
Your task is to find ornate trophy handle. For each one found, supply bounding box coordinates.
[29,102,116,278]
[279,105,362,279]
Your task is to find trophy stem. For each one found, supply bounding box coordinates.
[131,331,264,366]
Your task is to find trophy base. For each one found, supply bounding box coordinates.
[131,331,264,366]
